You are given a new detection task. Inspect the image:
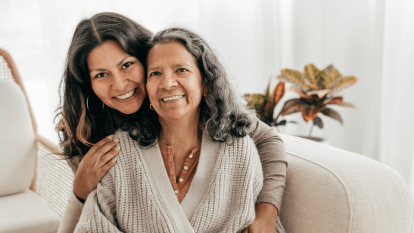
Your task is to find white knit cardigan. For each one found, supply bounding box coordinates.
[74,129,263,233]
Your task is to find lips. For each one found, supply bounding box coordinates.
[114,88,137,100]
[161,95,185,102]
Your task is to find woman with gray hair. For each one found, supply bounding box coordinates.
[74,27,285,233]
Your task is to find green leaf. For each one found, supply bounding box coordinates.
[328,76,357,94]
[321,65,342,89]
[303,64,322,90]
[278,69,309,91]
[243,94,267,112]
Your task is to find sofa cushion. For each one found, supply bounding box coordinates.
[0,189,61,233]
[0,79,36,197]
[279,134,414,233]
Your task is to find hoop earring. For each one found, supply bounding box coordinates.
[86,93,104,118]
[149,104,153,110]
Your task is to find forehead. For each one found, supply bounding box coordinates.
[147,42,196,65]
[87,40,129,67]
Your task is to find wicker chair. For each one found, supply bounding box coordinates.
[0,48,74,233]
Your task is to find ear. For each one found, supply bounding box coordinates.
[202,83,209,97]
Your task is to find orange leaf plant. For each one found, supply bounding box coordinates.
[244,81,296,128]
[244,64,357,138]
[278,64,357,138]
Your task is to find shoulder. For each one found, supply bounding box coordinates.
[103,129,142,177]
[224,135,258,158]
[234,134,257,147]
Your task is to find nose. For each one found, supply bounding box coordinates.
[160,71,178,91]
[111,71,128,91]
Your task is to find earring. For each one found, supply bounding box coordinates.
[150,104,153,110]
[86,93,104,118]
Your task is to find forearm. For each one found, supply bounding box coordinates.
[57,191,84,233]
[251,119,288,212]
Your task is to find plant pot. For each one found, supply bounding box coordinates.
[295,135,329,145]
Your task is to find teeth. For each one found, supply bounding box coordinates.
[115,89,135,100]
[162,95,184,102]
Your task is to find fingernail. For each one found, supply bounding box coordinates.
[111,158,117,163]
[107,135,114,140]
[115,145,120,151]
[113,138,119,143]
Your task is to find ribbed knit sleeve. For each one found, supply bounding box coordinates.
[74,167,121,233]
[250,119,288,212]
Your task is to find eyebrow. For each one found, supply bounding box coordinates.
[147,63,192,72]
[173,63,191,68]
[118,55,132,66]
[147,66,160,72]
[89,55,132,73]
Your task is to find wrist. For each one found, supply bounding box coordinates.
[73,189,86,203]
[255,202,278,221]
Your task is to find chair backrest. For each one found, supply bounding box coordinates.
[0,49,37,196]
[0,79,36,196]
[0,48,36,133]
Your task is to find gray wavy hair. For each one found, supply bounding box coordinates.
[136,27,257,144]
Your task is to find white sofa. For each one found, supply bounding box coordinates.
[279,134,414,233]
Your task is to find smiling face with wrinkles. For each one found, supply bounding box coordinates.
[146,41,206,123]
[88,40,146,114]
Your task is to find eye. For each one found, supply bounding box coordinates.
[95,73,107,78]
[177,68,188,72]
[149,71,161,77]
[122,62,133,69]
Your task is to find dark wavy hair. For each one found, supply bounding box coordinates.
[130,27,257,145]
[55,12,154,160]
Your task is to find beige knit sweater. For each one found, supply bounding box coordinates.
[74,129,263,233]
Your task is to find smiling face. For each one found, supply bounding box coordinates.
[88,40,146,114]
[146,42,206,122]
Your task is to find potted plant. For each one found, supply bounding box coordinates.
[244,63,357,141]
[243,80,296,129]
[277,64,357,140]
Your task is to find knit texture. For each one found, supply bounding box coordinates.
[74,129,263,233]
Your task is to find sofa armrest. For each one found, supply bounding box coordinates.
[279,134,413,233]
[34,134,74,217]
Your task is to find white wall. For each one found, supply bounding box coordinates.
[1,0,414,186]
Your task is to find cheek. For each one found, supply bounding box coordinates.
[91,82,109,103]
[131,65,146,85]
[145,81,157,100]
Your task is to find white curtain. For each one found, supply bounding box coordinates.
[1,0,414,190]
[273,0,414,191]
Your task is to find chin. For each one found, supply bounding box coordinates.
[116,104,142,115]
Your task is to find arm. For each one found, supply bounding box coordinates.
[58,136,119,233]
[251,119,287,212]
[246,119,288,232]
[57,191,84,233]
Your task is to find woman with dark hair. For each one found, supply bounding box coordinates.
[73,27,286,232]
[57,12,287,233]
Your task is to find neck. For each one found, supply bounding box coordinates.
[111,109,126,128]
[158,112,201,151]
